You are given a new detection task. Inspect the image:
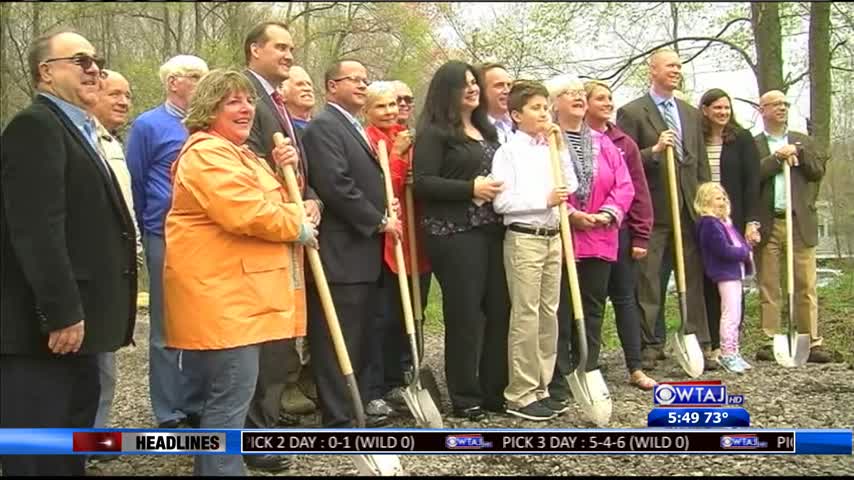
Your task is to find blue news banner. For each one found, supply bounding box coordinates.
[0,428,850,455]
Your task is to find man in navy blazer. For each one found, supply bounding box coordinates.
[302,59,402,428]
[1,30,137,475]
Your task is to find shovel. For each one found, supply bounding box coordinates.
[664,145,705,378]
[272,133,404,476]
[548,132,612,427]
[772,159,810,367]
[403,149,443,409]
[377,140,444,428]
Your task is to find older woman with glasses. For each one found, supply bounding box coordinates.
[163,69,316,476]
[545,74,634,404]
[583,80,657,390]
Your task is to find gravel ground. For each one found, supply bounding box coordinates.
[91,309,854,476]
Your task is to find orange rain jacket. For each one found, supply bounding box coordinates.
[163,131,307,350]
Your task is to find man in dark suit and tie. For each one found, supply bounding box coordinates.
[616,48,712,370]
[0,30,137,475]
[753,90,830,364]
[241,21,321,473]
[303,59,403,428]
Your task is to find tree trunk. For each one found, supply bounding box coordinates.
[194,2,203,54]
[751,3,784,94]
[1,3,10,128]
[176,6,184,54]
[162,4,172,58]
[302,2,311,66]
[809,2,831,159]
[31,2,42,37]
[670,3,679,54]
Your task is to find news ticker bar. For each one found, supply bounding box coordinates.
[0,429,850,455]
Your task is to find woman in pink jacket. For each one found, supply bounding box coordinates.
[544,75,634,399]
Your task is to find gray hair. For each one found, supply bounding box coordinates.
[158,54,209,88]
[544,73,584,103]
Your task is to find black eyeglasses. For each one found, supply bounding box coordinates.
[397,95,414,105]
[43,53,106,75]
[332,75,371,86]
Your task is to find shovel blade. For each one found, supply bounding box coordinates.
[351,454,405,476]
[568,368,612,427]
[670,331,705,378]
[773,333,810,368]
[401,384,444,429]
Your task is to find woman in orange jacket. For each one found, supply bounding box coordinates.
[162,70,316,476]
[362,81,432,416]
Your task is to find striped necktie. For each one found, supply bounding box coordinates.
[662,100,683,163]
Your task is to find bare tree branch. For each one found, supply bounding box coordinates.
[289,2,341,24]
[832,65,854,73]
[683,16,752,65]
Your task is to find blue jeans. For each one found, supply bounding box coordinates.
[93,352,116,428]
[143,232,204,425]
[609,228,644,372]
[184,346,259,476]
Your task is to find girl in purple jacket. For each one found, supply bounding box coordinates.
[694,182,754,374]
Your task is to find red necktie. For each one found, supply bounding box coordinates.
[271,91,305,191]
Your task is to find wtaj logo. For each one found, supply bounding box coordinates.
[445,434,492,450]
[720,434,767,449]
[654,381,744,407]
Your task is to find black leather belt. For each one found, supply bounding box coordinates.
[508,224,560,237]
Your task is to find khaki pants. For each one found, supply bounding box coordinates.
[756,217,821,346]
[502,230,562,409]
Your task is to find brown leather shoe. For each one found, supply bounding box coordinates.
[641,347,659,370]
[807,346,832,363]
[755,344,775,362]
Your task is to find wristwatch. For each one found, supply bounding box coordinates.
[377,215,388,233]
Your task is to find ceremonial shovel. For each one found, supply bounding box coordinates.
[273,133,404,476]
[377,140,444,429]
[548,131,612,427]
[772,158,810,367]
[664,145,705,378]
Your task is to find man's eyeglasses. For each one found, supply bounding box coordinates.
[397,95,414,105]
[43,54,106,77]
[761,100,791,109]
[332,75,371,86]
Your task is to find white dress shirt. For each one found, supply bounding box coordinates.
[491,130,579,228]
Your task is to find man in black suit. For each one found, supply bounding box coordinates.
[303,59,402,427]
[0,30,137,475]
[241,21,321,473]
[616,48,712,370]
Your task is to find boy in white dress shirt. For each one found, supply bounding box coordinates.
[491,81,578,421]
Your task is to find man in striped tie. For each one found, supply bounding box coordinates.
[616,48,713,373]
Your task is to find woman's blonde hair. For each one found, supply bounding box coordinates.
[694,182,731,219]
[583,80,611,100]
[184,69,257,134]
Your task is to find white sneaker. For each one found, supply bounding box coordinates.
[734,354,753,370]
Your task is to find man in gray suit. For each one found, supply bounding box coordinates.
[616,48,712,370]
[241,20,322,473]
[753,90,830,364]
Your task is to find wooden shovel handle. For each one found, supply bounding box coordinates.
[547,132,583,321]
[665,146,687,293]
[377,140,417,337]
[404,149,423,322]
[273,132,354,376]
[783,161,794,295]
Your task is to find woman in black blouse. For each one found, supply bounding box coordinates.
[413,61,510,421]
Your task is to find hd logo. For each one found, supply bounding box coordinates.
[653,381,744,407]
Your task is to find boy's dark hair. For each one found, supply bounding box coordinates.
[508,80,549,116]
